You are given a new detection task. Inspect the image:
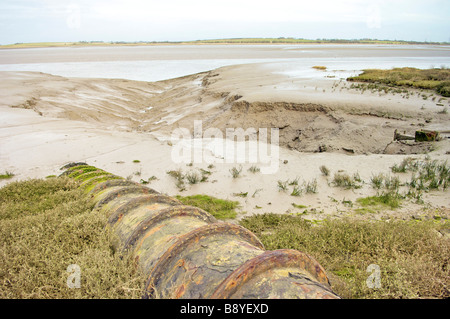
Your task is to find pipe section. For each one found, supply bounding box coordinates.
[60,163,340,299]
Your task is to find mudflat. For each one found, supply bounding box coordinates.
[1,44,449,221]
[1,44,448,64]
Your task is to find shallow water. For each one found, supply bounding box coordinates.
[0,59,278,82]
[0,44,449,82]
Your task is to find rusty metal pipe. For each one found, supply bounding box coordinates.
[60,163,340,299]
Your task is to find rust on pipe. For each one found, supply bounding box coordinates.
[60,163,340,299]
[144,223,265,299]
[210,249,336,299]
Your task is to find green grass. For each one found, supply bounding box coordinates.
[239,213,450,299]
[0,177,146,298]
[356,192,402,210]
[347,67,450,97]
[0,171,14,180]
[290,185,302,197]
[175,194,240,220]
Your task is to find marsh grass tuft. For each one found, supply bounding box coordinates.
[391,157,417,173]
[290,185,302,197]
[391,158,449,191]
[167,166,212,190]
[277,180,288,192]
[185,171,201,185]
[332,172,362,189]
[319,165,330,176]
[248,165,260,173]
[279,178,318,195]
[166,168,186,191]
[229,165,243,178]
[0,171,15,180]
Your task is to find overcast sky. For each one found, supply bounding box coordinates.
[0,0,449,44]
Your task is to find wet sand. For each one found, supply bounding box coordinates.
[1,45,449,220]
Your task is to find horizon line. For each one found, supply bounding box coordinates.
[1,37,450,48]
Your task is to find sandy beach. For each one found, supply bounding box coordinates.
[1,45,449,221]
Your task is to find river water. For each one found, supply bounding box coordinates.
[0,44,449,82]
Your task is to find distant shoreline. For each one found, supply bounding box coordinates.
[1,38,449,49]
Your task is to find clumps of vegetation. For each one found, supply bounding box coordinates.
[248,165,260,173]
[290,185,302,197]
[0,171,15,180]
[277,180,288,192]
[199,168,212,182]
[278,178,318,195]
[0,177,146,298]
[331,172,363,189]
[185,171,201,185]
[391,157,417,173]
[304,179,318,194]
[140,176,158,185]
[312,65,327,71]
[391,157,449,192]
[356,193,402,210]
[167,168,186,191]
[319,165,330,177]
[383,157,449,204]
[175,194,239,220]
[233,191,248,198]
[347,67,450,97]
[408,160,449,191]
[166,167,211,191]
[239,213,450,299]
[229,165,243,178]
[370,173,401,191]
